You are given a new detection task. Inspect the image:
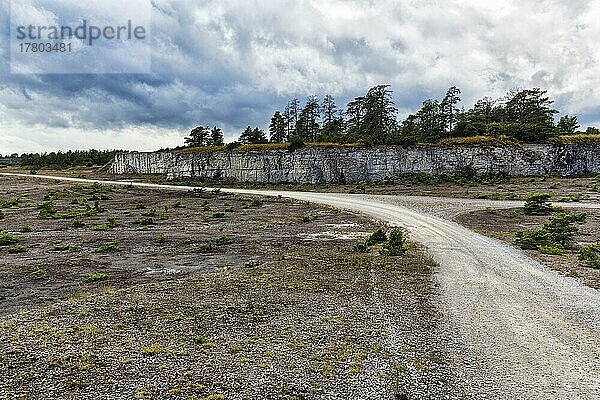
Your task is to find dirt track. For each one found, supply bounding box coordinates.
[2,172,599,399]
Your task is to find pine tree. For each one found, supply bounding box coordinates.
[185,126,209,147]
[344,96,366,141]
[296,96,320,141]
[209,126,224,146]
[362,85,398,145]
[440,86,461,136]
[556,115,580,135]
[269,111,286,143]
[321,95,337,125]
[239,126,268,144]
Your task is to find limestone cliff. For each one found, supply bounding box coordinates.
[108,144,600,183]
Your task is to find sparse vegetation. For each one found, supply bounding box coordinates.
[355,227,407,256]
[52,244,83,252]
[156,234,167,244]
[72,217,85,228]
[366,228,387,246]
[85,273,108,283]
[93,240,122,253]
[380,228,407,256]
[515,212,587,251]
[193,335,207,345]
[19,225,33,233]
[8,245,28,254]
[30,268,47,280]
[0,231,19,246]
[578,244,600,269]
[523,193,557,215]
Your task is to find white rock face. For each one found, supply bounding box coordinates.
[108,144,600,183]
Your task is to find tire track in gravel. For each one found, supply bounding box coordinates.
[2,173,599,399]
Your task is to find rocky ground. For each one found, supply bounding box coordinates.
[4,167,600,201]
[0,176,464,399]
[456,207,600,289]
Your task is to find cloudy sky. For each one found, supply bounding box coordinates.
[1,0,600,154]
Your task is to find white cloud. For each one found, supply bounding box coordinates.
[1,0,600,154]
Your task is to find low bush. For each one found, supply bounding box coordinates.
[72,217,85,228]
[578,244,600,269]
[515,212,587,251]
[93,240,121,253]
[132,217,154,226]
[20,225,33,233]
[31,268,47,280]
[380,228,407,256]
[0,198,21,208]
[366,228,387,246]
[353,242,368,253]
[86,273,108,283]
[250,198,264,208]
[8,245,28,254]
[355,227,407,256]
[0,231,18,246]
[538,244,566,255]
[52,244,82,252]
[156,234,167,244]
[523,193,556,215]
[193,335,208,345]
[215,235,232,246]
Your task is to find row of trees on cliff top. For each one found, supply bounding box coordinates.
[185,85,600,147]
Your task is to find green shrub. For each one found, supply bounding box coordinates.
[8,245,28,254]
[544,212,587,246]
[0,198,20,208]
[37,200,57,219]
[31,268,47,280]
[0,231,19,246]
[142,209,157,218]
[250,198,264,208]
[380,228,407,256]
[515,228,552,249]
[353,242,368,253]
[578,244,600,269]
[193,335,207,345]
[185,243,216,254]
[515,212,587,250]
[93,240,121,253]
[91,224,111,231]
[0,210,4,219]
[300,215,311,223]
[215,235,232,246]
[366,228,387,246]
[156,234,167,244]
[212,212,226,219]
[523,193,555,215]
[538,244,566,255]
[132,217,154,226]
[52,244,82,252]
[86,273,108,283]
[20,225,33,233]
[72,217,85,228]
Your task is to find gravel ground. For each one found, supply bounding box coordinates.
[2,173,599,399]
[0,175,465,400]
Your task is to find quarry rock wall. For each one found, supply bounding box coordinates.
[108,144,600,183]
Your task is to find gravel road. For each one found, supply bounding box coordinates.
[2,172,599,399]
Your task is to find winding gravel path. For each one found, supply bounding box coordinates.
[2,173,599,398]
